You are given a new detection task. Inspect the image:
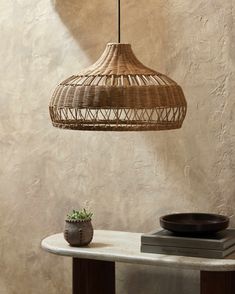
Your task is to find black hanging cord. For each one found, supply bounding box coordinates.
[117,0,121,43]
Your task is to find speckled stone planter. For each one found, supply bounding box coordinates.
[64,219,93,247]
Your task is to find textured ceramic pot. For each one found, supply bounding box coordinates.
[64,219,93,247]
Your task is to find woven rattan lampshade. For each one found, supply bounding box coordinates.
[49,43,187,131]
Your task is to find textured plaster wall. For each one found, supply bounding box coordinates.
[0,0,235,293]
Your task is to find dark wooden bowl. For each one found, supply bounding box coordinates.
[160,213,229,235]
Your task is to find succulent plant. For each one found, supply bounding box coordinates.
[66,209,93,221]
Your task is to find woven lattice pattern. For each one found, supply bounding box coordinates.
[49,43,187,131]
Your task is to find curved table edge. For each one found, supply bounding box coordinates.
[41,232,235,272]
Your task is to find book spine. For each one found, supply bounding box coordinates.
[141,245,224,259]
[222,239,235,250]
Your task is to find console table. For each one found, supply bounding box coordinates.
[41,230,235,294]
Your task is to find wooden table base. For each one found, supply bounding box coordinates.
[73,258,115,294]
[73,260,235,294]
[200,271,235,294]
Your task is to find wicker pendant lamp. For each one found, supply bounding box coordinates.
[49,1,187,131]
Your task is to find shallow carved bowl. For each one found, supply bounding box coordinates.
[160,213,229,235]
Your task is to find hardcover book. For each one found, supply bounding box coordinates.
[141,229,235,250]
[141,243,235,259]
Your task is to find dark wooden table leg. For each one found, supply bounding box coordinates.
[200,271,235,294]
[73,258,115,294]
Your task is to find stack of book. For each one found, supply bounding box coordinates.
[141,229,235,258]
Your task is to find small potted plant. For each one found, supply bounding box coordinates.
[64,209,93,247]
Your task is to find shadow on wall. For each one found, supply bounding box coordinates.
[51,0,167,69]
[52,0,116,61]
[50,0,194,209]
[118,263,199,294]
[50,0,221,215]
[51,0,235,219]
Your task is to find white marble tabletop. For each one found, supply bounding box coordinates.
[41,230,235,272]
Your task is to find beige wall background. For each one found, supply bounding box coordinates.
[0,0,235,293]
